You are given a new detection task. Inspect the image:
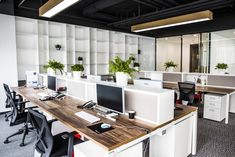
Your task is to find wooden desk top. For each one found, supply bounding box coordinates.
[163,82,235,94]
[12,86,197,151]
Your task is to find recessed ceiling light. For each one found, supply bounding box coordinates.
[165,38,168,40]
[233,31,235,34]
[193,34,197,37]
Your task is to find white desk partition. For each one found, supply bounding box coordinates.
[133,79,163,88]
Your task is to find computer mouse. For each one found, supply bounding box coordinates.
[101,123,111,129]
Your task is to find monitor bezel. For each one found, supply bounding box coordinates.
[96,83,125,114]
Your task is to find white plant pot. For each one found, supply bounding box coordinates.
[73,71,82,79]
[47,68,55,76]
[217,69,226,74]
[167,67,174,72]
[116,72,128,87]
[134,66,140,71]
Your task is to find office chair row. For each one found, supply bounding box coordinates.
[2,84,83,157]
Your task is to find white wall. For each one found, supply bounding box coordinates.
[0,14,18,112]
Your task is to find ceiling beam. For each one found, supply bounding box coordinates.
[108,0,234,27]
[131,0,158,9]
[83,0,126,15]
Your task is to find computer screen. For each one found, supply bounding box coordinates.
[47,75,56,91]
[96,84,125,113]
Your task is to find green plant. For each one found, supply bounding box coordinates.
[71,64,84,72]
[215,63,228,70]
[43,60,64,74]
[164,61,177,70]
[109,56,136,77]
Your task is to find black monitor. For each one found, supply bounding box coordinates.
[47,75,56,91]
[96,84,125,114]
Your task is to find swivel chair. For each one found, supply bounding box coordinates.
[28,109,83,157]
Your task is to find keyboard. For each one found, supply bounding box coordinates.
[37,92,50,98]
[75,111,100,123]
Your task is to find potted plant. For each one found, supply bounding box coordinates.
[78,56,83,64]
[71,64,84,79]
[215,63,228,74]
[164,61,177,72]
[109,56,136,86]
[133,62,140,71]
[44,60,64,75]
[55,44,62,51]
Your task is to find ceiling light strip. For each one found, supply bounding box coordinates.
[39,0,80,18]
[131,10,213,32]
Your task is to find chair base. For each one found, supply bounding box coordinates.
[4,123,34,147]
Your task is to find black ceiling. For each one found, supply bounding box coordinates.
[1,0,235,37]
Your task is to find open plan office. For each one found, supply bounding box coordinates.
[1,0,235,157]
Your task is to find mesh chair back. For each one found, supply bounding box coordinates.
[178,82,195,104]
[28,109,53,157]
[3,84,19,123]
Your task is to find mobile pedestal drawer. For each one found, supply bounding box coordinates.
[203,93,226,122]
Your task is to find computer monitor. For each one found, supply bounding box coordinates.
[96,84,125,114]
[47,75,56,91]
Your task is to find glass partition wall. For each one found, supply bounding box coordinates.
[210,29,235,74]
[156,36,181,72]
[156,33,211,73]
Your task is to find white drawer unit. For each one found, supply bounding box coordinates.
[204,93,226,121]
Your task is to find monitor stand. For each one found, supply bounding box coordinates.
[94,106,118,118]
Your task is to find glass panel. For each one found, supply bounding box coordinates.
[201,33,210,73]
[139,38,155,71]
[156,36,181,72]
[182,34,200,72]
[210,29,235,74]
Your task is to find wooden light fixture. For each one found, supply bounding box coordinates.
[131,10,213,32]
[39,0,80,18]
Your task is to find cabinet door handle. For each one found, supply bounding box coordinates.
[209,109,215,112]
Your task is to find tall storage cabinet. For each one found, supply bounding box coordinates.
[15,16,155,80]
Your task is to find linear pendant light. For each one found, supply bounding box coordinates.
[39,0,80,18]
[131,10,213,32]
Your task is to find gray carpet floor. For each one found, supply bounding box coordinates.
[0,113,235,157]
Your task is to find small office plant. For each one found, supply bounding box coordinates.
[71,64,84,79]
[44,60,64,75]
[133,62,140,71]
[109,56,136,86]
[164,61,177,72]
[215,63,228,74]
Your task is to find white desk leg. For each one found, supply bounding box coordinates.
[225,94,230,124]
[192,110,198,155]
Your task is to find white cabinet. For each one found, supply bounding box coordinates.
[204,93,226,121]
[74,140,143,157]
[150,116,193,157]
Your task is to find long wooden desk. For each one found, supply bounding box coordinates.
[12,86,197,155]
[163,82,235,124]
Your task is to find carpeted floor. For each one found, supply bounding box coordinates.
[0,113,235,157]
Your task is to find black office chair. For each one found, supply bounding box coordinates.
[3,83,23,121]
[3,84,36,146]
[178,82,195,105]
[27,109,83,157]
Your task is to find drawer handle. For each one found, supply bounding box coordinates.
[209,109,215,112]
[209,103,215,106]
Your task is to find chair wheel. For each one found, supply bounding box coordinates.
[5,118,9,122]
[4,139,9,144]
[19,143,25,147]
[4,114,7,118]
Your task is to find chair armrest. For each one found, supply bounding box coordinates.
[17,101,30,105]
[48,119,58,130]
[22,106,38,112]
